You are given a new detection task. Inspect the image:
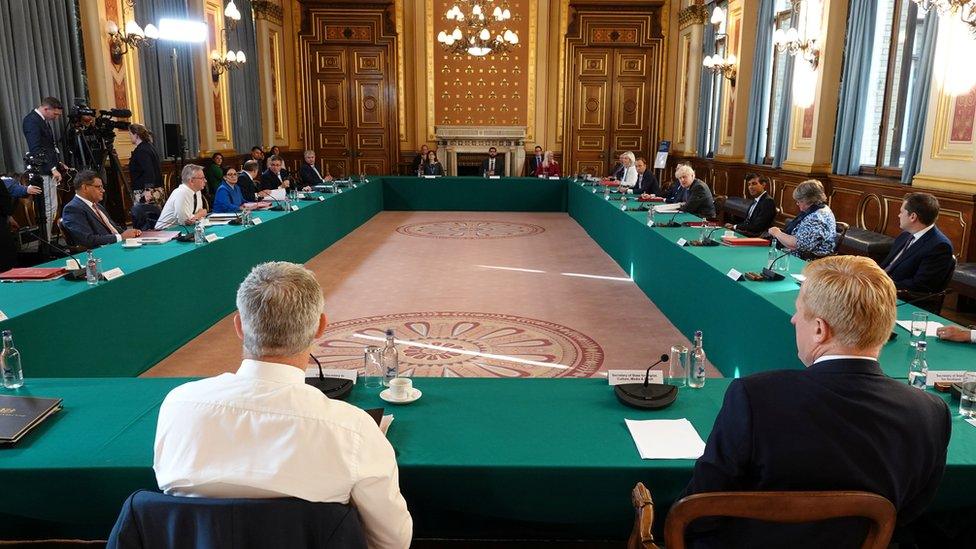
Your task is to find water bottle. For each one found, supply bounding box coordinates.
[382,329,399,387]
[194,221,206,245]
[603,185,610,201]
[765,238,778,269]
[908,341,928,389]
[1,330,23,389]
[85,250,98,285]
[689,330,706,388]
[647,208,655,227]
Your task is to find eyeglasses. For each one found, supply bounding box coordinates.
[191,175,205,180]
[87,183,105,190]
[225,173,239,177]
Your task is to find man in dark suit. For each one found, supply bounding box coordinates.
[632,157,660,197]
[0,177,16,272]
[259,155,291,192]
[238,160,266,203]
[481,147,505,176]
[298,150,332,190]
[675,164,715,219]
[879,192,955,294]
[726,173,776,237]
[411,145,429,174]
[681,255,950,548]
[528,145,544,175]
[22,96,64,241]
[61,170,140,249]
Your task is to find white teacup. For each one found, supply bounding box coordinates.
[724,230,734,238]
[389,377,413,400]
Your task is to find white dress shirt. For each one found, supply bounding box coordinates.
[154,360,412,549]
[75,194,121,242]
[155,183,202,229]
[620,165,638,189]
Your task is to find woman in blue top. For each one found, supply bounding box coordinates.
[212,167,245,213]
[768,179,836,258]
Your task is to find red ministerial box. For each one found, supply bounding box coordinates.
[722,236,772,246]
[600,179,621,187]
[0,267,67,280]
[637,196,665,202]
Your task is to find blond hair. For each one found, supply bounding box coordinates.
[800,256,896,349]
[675,164,695,178]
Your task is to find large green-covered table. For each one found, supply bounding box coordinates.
[2,377,974,540]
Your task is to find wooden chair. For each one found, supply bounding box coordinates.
[628,482,661,549]
[56,219,87,254]
[711,195,727,224]
[659,491,896,549]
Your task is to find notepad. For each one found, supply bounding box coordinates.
[625,418,706,460]
[652,203,681,213]
[896,320,944,337]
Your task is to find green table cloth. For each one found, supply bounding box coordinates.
[2,376,974,540]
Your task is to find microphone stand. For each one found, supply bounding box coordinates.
[656,211,682,228]
[613,353,679,410]
[26,232,88,280]
[694,226,722,247]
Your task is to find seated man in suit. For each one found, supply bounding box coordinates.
[725,173,776,237]
[528,145,544,175]
[249,146,265,165]
[238,160,267,203]
[298,150,331,190]
[878,192,955,294]
[154,262,412,549]
[155,164,208,229]
[411,145,429,174]
[259,155,292,193]
[481,147,505,177]
[681,255,950,547]
[664,164,690,203]
[632,157,660,197]
[61,169,141,248]
[675,164,715,219]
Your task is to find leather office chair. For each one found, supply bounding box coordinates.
[898,255,958,315]
[56,219,88,254]
[711,195,727,224]
[107,490,367,549]
[628,484,896,549]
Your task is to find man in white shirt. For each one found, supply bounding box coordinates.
[154,164,207,229]
[153,261,412,549]
[617,151,638,191]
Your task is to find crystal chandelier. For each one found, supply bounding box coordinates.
[772,1,821,70]
[436,1,519,57]
[912,0,976,34]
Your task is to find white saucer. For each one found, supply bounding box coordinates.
[379,388,422,404]
[122,241,142,248]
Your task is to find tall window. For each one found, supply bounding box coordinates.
[760,0,794,165]
[859,0,929,177]
[703,1,728,158]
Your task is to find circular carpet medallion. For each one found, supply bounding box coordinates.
[310,311,603,378]
[395,220,545,240]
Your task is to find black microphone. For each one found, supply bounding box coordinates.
[695,226,722,247]
[643,353,671,387]
[27,232,88,280]
[656,210,682,228]
[100,108,132,118]
[761,249,794,281]
[305,354,353,400]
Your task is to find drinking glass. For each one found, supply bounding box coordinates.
[363,346,383,389]
[772,250,790,275]
[669,345,689,387]
[910,311,928,347]
[960,372,976,418]
[86,258,102,286]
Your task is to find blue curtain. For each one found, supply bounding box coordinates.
[0,0,86,173]
[901,10,939,184]
[696,19,716,157]
[227,0,263,154]
[772,9,799,169]
[832,0,879,175]
[136,0,201,159]
[744,0,775,164]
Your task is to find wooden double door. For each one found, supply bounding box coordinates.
[300,6,398,176]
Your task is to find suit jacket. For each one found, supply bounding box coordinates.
[665,180,688,203]
[679,179,716,219]
[735,193,776,237]
[481,156,505,176]
[61,195,123,249]
[22,110,59,173]
[632,170,660,196]
[411,153,425,174]
[259,169,289,192]
[0,180,14,272]
[529,154,544,175]
[299,163,325,187]
[879,226,955,293]
[128,141,161,191]
[423,162,444,176]
[681,358,951,548]
[238,172,258,203]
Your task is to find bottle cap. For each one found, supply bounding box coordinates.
[918,341,927,349]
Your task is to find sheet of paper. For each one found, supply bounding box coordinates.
[607,370,664,386]
[267,188,287,201]
[652,203,681,213]
[895,320,944,337]
[967,418,976,430]
[625,418,706,460]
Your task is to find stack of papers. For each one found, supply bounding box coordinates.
[652,203,682,213]
[625,418,706,460]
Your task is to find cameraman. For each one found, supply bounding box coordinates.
[22,96,64,242]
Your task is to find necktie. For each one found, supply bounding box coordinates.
[637,173,643,190]
[747,199,758,219]
[490,159,495,171]
[92,204,118,234]
[885,235,915,272]
[192,192,198,212]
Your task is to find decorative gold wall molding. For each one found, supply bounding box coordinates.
[395,0,406,141]
[678,4,708,30]
[253,0,284,25]
[913,173,976,193]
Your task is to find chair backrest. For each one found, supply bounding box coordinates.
[663,491,896,549]
[107,490,368,549]
[835,221,850,251]
[627,482,662,549]
[711,195,727,223]
[57,218,78,248]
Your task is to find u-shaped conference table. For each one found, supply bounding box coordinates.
[1,177,973,540]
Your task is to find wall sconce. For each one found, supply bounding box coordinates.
[224,0,241,28]
[774,0,821,70]
[105,0,158,65]
[211,49,246,82]
[703,53,738,87]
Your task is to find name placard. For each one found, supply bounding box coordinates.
[317,196,325,201]
[252,217,263,225]
[422,175,437,179]
[676,238,688,247]
[928,370,967,387]
[204,233,219,243]
[297,193,306,199]
[726,268,743,281]
[305,368,358,384]
[290,205,300,211]
[0,311,7,321]
[549,176,561,180]
[608,370,664,386]
[489,175,501,179]
[102,267,125,281]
